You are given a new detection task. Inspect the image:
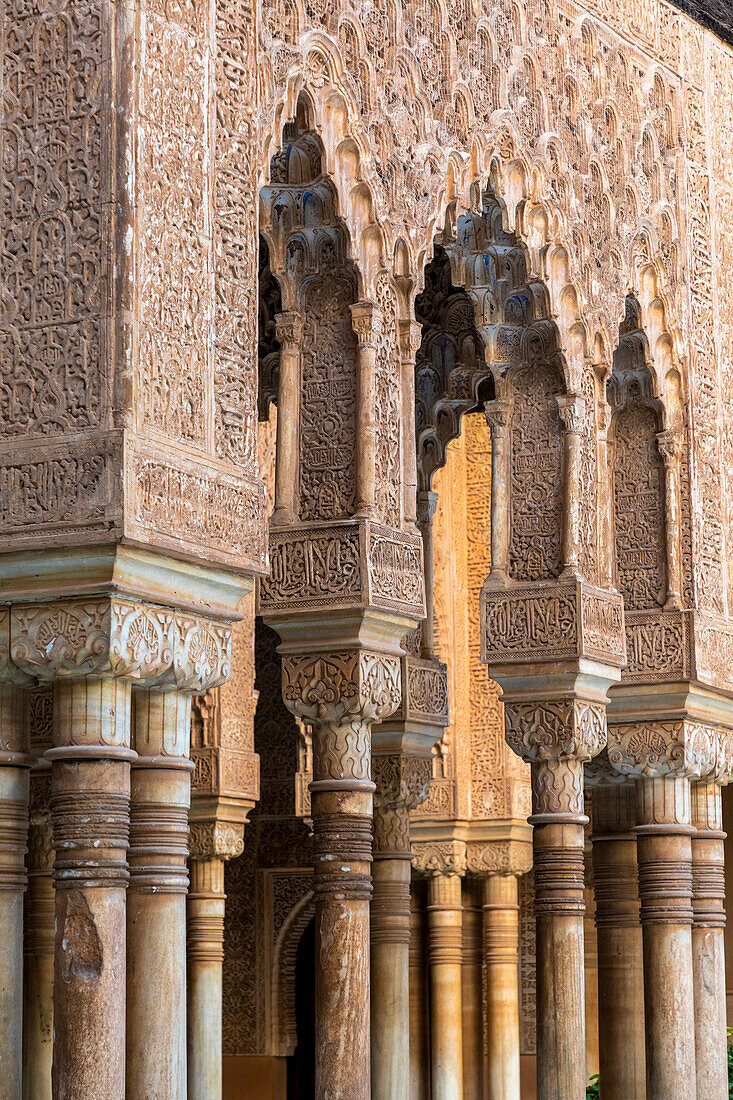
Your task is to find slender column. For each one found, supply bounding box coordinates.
[351,301,380,519]
[371,754,430,1100]
[126,687,192,1099]
[282,649,402,1100]
[505,699,605,1100]
[592,782,645,1100]
[656,430,683,609]
[49,675,133,1100]
[187,855,226,1100]
[400,319,422,526]
[635,774,696,1099]
[598,401,615,589]
[417,491,438,659]
[483,873,521,1100]
[272,311,303,525]
[556,394,585,578]
[0,682,31,1100]
[427,872,464,1100]
[484,400,511,586]
[409,885,430,1100]
[691,779,728,1100]
[461,882,483,1100]
[583,850,599,1082]
[24,770,54,1100]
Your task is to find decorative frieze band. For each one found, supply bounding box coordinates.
[191,746,260,802]
[260,520,425,620]
[481,578,625,668]
[390,655,449,726]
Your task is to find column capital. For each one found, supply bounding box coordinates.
[282,648,402,730]
[505,698,607,766]
[9,597,231,693]
[412,839,467,877]
[373,753,431,857]
[656,428,683,465]
[188,819,245,861]
[483,397,512,434]
[607,719,726,781]
[416,489,438,525]
[399,318,423,360]
[273,309,303,345]
[349,299,382,347]
[556,392,586,433]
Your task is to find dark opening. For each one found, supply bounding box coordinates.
[287,916,316,1100]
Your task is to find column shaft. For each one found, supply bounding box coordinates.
[583,860,599,1082]
[272,312,302,525]
[533,812,586,1100]
[592,783,645,1100]
[371,856,411,1098]
[483,873,521,1100]
[409,885,430,1100]
[461,887,483,1100]
[312,719,373,1100]
[427,873,464,1100]
[187,857,226,1100]
[0,684,30,1100]
[23,771,54,1100]
[636,775,696,1099]
[126,687,191,1099]
[50,675,133,1100]
[691,780,727,1100]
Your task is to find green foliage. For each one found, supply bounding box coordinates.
[586,1075,600,1099]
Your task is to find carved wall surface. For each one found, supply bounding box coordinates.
[257,0,733,627]
[1,0,266,573]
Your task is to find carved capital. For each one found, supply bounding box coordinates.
[0,609,32,686]
[188,819,245,861]
[607,719,723,780]
[411,839,467,876]
[349,300,382,347]
[399,318,423,360]
[373,753,431,855]
[282,649,402,729]
[191,745,260,801]
[10,598,231,692]
[466,839,532,875]
[556,393,586,433]
[483,398,511,437]
[505,698,607,766]
[390,654,449,726]
[656,429,682,466]
[274,310,304,346]
[416,490,438,526]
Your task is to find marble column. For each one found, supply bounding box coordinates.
[282,649,403,1100]
[482,873,521,1100]
[23,770,54,1100]
[126,687,192,1099]
[505,699,606,1100]
[656,430,683,609]
[691,778,728,1100]
[635,774,696,1099]
[0,680,31,1100]
[187,854,227,1100]
[49,675,134,1100]
[583,849,599,1082]
[427,872,464,1100]
[591,781,645,1100]
[272,311,303,526]
[556,394,585,578]
[351,300,379,520]
[416,491,438,659]
[461,880,483,1100]
[483,400,510,586]
[371,754,430,1100]
[409,885,430,1100]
